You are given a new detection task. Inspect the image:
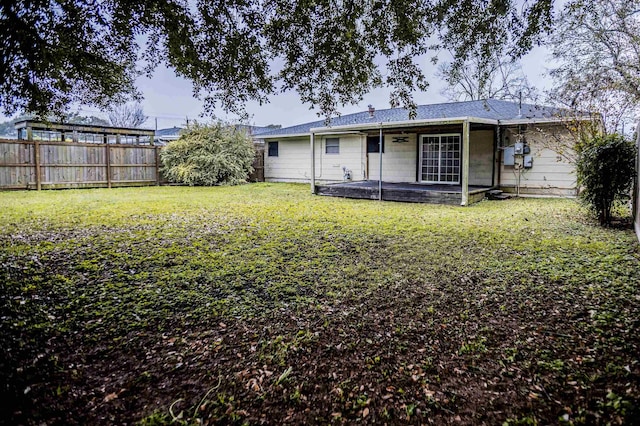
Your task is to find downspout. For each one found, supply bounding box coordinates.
[310,132,315,194]
[378,125,383,201]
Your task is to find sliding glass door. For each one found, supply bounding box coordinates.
[420,134,461,184]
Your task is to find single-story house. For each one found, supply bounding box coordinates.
[155,127,183,145]
[156,125,277,145]
[254,99,593,205]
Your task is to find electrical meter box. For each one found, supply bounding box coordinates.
[503,147,515,166]
[524,155,533,168]
[514,142,524,155]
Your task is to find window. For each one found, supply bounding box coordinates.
[366,135,384,153]
[268,141,279,157]
[325,138,340,154]
[420,134,461,184]
[121,135,137,144]
[79,133,101,143]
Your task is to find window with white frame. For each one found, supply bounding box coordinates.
[325,137,340,154]
[419,134,461,183]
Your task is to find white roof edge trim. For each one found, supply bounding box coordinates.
[310,116,496,132]
[311,131,368,136]
[499,116,595,125]
[259,132,311,139]
[261,115,591,139]
[260,130,367,139]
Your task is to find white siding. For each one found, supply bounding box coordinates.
[368,134,417,182]
[499,125,577,196]
[264,135,365,183]
[315,134,365,183]
[368,131,493,185]
[265,125,577,195]
[264,137,310,182]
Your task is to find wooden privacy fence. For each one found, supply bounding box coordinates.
[249,144,265,182]
[0,138,161,190]
[1,138,266,190]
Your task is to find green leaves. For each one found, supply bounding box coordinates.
[2,186,639,424]
[160,123,256,186]
[576,133,637,226]
[1,0,555,120]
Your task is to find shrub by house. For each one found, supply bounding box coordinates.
[161,123,255,186]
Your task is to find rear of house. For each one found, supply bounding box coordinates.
[255,100,588,205]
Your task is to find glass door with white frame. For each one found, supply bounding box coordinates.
[419,134,461,184]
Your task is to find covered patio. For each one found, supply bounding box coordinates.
[258,99,582,203]
[309,117,498,206]
[315,181,494,205]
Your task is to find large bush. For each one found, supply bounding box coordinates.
[161,123,255,186]
[576,133,636,226]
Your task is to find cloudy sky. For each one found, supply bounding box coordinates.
[4,45,554,131]
[120,45,555,131]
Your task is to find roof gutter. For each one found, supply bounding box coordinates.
[260,114,593,139]
[499,115,595,125]
[260,130,367,139]
[259,132,311,139]
[310,116,498,133]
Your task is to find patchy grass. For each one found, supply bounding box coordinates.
[1,183,639,425]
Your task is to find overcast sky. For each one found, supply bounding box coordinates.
[4,45,554,131]
[130,44,554,130]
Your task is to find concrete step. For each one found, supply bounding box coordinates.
[486,190,511,200]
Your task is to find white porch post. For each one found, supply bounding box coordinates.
[310,132,316,194]
[378,125,383,201]
[461,120,470,206]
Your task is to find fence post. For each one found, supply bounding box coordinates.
[155,146,160,185]
[34,140,41,191]
[105,143,112,188]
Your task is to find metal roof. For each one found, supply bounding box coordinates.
[156,126,182,137]
[14,120,155,135]
[257,99,568,138]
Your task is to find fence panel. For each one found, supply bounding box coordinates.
[110,145,157,184]
[40,143,107,186]
[0,140,36,189]
[0,139,160,190]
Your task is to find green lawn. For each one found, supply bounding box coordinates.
[1,184,639,425]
